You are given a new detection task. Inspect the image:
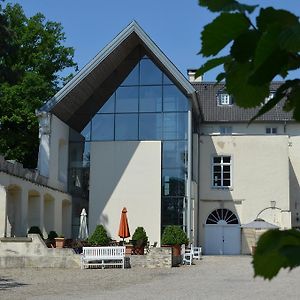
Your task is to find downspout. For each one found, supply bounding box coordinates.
[187,102,192,242]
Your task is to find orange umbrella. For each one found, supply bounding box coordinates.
[118,207,130,242]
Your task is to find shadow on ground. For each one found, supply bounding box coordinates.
[0,276,28,290]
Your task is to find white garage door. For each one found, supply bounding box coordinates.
[204,209,241,255]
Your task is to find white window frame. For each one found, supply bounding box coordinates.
[266,127,277,134]
[212,155,232,189]
[217,93,232,106]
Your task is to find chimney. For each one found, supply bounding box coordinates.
[187,69,203,83]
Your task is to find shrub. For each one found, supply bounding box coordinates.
[48,231,58,240]
[132,227,148,246]
[88,225,110,246]
[161,225,188,246]
[28,226,43,239]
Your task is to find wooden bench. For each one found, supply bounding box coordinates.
[81,246,126,269]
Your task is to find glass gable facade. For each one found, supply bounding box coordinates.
[69,56,189,235]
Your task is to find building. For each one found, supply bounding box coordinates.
[1,21,299,254]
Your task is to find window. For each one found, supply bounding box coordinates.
[219,126,232,135]
[266,127,277,134]
[217,93,232,105]
[212,156,231,188]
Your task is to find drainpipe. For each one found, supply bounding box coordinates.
[187,103,192,242]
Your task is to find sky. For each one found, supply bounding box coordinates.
[7,0,300,81]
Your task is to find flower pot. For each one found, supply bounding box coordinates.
[162,244,181,256]
[251,246,256,255]
[172,244,181,256]
[55,237,65,248]
[134,245,145,255]
[125,244,134,255]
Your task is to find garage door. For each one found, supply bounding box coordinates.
[204,209,241,255]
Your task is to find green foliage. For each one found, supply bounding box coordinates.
[198,0,300,121]
[0,3,76,168]
[88,225,110,246]
[132,227,148,245]
[253,229,300,280]
[161,225,188,246]
[47,231,58,240]
[28,226,43,239]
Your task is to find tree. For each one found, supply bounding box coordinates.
[198,0,300,280]
[0,2,77,168]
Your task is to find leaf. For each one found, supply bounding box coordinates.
[225,61,269,107]
[279,25,300,52]
[253,229,300,280]
[257,7,299,32]
[249,91,282,123]
[199,0,257,13]
[196,56,230,78]
[231,30,260,63]
[201,13,250,56]
[216,72,226,82]
[249,50,289,85]
[253,25,282,69]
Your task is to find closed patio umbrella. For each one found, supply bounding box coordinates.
[118,207,130,243]
[78,208,89,240]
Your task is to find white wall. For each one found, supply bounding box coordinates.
[89,141,161,245]
[198,135,290,249]
[47,115,69,192]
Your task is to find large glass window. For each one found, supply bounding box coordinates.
[163,113,188,140]
[163,85,188,112]
[81,121,91,141]
[97,94,115,113]
[115,114,138,140]
[116,86,138,113]
[121,64,139,86]
[162,168,186,196]
[163,141,187,169]
[139,113,162,140]
[139,86,162,112]
[140,58,162,85]
[91,114,114,141]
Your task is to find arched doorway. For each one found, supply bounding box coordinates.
[6,185,22,237]
[204,208,240,255]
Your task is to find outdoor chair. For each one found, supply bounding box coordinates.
[181,244,193,265]
[191,245,202,260]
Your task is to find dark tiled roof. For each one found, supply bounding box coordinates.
[193,82,293,122]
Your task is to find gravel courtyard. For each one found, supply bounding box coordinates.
[1,256,300,300]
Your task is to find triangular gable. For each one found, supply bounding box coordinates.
[38,21,198,130]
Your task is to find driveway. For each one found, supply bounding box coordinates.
[1,256,299,299]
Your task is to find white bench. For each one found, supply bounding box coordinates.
[81,246,126,269]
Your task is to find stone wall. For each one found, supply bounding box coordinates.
[129,247,173,268]
[0,155,48,187]
[0,234,80,268]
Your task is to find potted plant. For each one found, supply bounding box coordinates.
[47,230,58,248]
[161,225,189,256]
[132,227,148,255]
[55,235,65,248]
[88,224,110,246]
[28,226,44,239]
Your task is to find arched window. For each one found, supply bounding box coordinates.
[206,209,239,224]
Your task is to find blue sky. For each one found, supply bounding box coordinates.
[8,0,300,81]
